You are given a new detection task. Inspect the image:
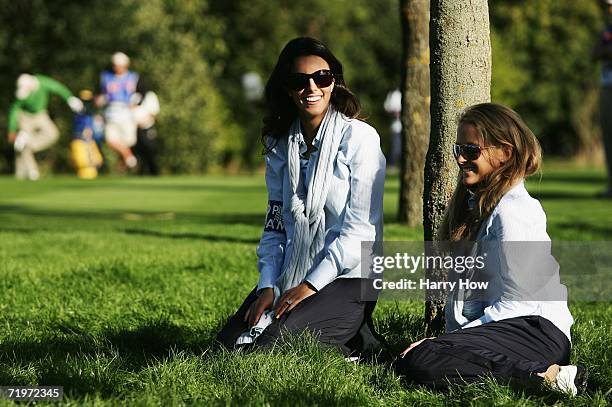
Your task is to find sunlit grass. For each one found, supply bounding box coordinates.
[0,163,610,405]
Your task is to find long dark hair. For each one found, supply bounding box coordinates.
[261,37,361,151]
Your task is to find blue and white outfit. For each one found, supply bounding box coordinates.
[216,112,387,354]
[256,118,385,293]
[394,181,574,388]
[99,70,139,147]
[445,181,573,340]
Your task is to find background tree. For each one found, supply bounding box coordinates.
[490,0,604,159]
[398,0,430,226]
[424,0,491,332]
[207,0,402,170]
[0,0,236,174]
[0,0,607,174]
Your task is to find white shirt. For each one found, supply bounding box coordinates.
[256,119,386,292]
[445,181,574,341]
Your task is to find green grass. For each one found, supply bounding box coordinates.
[0,164,610,406]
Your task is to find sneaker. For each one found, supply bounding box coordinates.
[28,169,40,181]
[542,364,588,396]
[14,131,29,152]
[125,155,137,169]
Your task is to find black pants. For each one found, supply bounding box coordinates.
[134,126,159,175]
[215,278,380,355]
[393,316,570,389]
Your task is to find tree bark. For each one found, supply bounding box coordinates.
[398,0,430,227]
[424,0,491,332]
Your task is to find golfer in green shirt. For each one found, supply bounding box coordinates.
[7,73,83,180]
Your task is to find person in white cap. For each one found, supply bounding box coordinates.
[594,0,612,198]
[132,78,161,175]
[7,73,83,180]
[384,88,402,167]
[97,52,140,169]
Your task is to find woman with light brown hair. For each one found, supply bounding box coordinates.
[394,103,586,395]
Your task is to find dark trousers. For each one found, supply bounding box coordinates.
[600,86,612,190]
[215,278,380,355]
[393,316,570,389]
[134,126,159,175]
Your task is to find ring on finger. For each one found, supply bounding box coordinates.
[285,299,293,305]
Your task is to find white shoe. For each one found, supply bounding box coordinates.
[543,364,587,396]
[555,365,579,396]
[125,155,137,168]
[28,169,40,181]
[14,131,29,152]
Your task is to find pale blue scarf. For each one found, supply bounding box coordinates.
[274,106,346,297]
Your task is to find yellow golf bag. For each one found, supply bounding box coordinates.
[70,137,103,179]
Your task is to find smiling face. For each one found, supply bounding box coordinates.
[289,55,334,125]
[456,122,507,187]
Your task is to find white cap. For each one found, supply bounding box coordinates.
[241,71,264,101]
[111,52,130,67]
[384,89,402,114]
[15,74,39,100]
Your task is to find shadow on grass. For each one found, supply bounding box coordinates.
[0,315,605,402]
[554,222,612,239]
[373,307,429,356]
[0,318,218,398]
[231,388,371,406]
[122,228,260,244]
[101,320,214,361]
[0,226,50,234]
[24,181,266,194]
[0,204,264,226]
[0,307,427,399]
[536,173,606,185]
[530,191,602,200]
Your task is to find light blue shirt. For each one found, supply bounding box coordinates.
[256,119,386,293]
[445,181,574,341]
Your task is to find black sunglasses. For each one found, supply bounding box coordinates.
[286,70,335,91]
[453,143,496,161]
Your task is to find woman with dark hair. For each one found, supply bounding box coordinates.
[215,37,386,355]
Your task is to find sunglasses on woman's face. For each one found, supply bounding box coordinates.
[453,143,496,161]
[286,69,335,91]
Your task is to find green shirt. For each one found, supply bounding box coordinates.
[8,75,73,132]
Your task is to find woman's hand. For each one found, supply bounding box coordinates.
[400,337,435,358]
[274,282,316,319]
[244,287,274,327]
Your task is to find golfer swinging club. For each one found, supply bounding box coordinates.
[7,73,83,180]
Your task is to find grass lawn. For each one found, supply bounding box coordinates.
[0,163,610,405]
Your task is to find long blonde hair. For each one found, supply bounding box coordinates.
[438,103,542,241]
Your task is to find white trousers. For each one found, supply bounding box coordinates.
[15,111,59,179]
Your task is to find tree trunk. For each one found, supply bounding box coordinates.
[424,0,491,333]
[398,0,430,227]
